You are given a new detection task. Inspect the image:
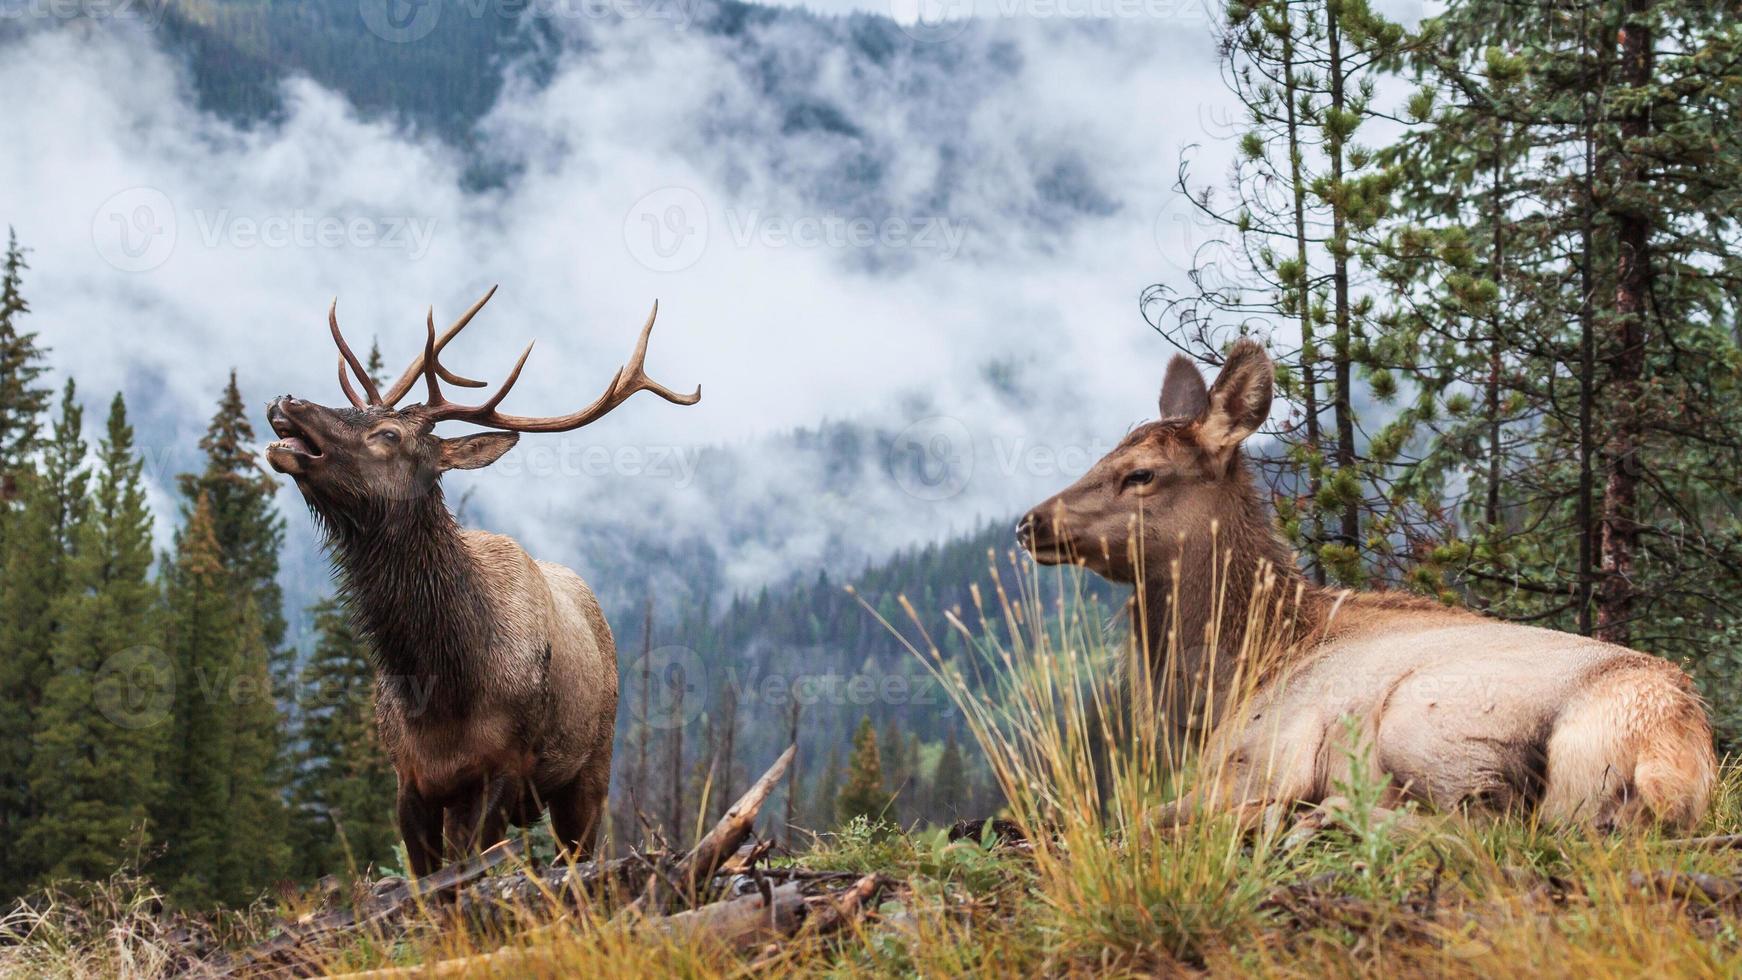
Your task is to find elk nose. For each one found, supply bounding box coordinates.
[1014,512,1036,545]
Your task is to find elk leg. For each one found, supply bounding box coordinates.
[550,761,609,861]
[444,776,513,860]
[396,783,444,879]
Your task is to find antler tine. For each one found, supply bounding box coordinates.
[422,307,445,409]
[337,356,368,410]
[418,299,700,433]
[330,299,382,407]
[380,285,497,406]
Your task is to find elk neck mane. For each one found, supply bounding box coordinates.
[312,484,497,714]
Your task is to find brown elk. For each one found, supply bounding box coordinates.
[1017,339,1715,831]
[266,288,699,875]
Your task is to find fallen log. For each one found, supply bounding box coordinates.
[220,838,530,971]
[1629,870,1742,907]
[1665,833,1742,851]
[627,744,796,915]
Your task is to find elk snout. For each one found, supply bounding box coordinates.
[1017,497,1073,565]
[266,396,330,475]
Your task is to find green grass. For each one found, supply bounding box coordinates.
[9,559,1742,977]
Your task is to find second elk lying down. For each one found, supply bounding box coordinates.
[266,288,700,876]
[1017,339,1715,831]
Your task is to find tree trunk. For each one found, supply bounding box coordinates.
[1597,0,1652,646]
[1281,1,1325,585]
[1326,1,1360,562]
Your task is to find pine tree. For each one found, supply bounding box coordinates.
[0,382,87,889]
[166,374,294,899]
[932,731,968,821]
[1161,0,1413,584]
[292,598,397,879]
[0,227,49,507]
[157,493,243,907]
[221,596,291,895]
[177,371,288,656]
[836,716,890,827]
[22,394,163,885]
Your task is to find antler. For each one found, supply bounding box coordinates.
[330,293,490,409]
[414,299,701,432]
[330,299,381,409]
[379,287,495,406]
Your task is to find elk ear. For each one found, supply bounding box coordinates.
[439,431,520,471]
[1159,354,1209,420]
[1200,339,1273,455]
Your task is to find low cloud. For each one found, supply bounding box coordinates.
[0,8,1236,608]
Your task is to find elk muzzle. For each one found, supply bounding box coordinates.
[266,396,334,476]
[1017,497,1076,566]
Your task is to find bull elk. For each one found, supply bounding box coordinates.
[266,288,699,875]
[1017,340,1715,831]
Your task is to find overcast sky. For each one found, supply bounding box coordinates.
[0,5,1285,597]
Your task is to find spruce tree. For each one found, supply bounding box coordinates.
[220,596,291,896]
[0,227,49,507]
[177,371,287,656]
[836,716,890,826]
[932,731,968,821]
[291,598,397,879]
[1162,0,1413,584]
[157,493,242,907]
[166,374,294,900]
[0,382,87,889]
[23,394,163,885]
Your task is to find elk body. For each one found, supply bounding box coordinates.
[1018,341,1715,831]
[266,289,699,874]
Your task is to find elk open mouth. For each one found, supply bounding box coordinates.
[266,407,323,471]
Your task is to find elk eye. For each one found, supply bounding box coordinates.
[373,429,401,445]
[1123,469,1156,490]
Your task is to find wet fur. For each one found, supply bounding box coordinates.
[277,401,617,876]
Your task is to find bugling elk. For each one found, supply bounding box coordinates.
[1018,340,1715,831]
[267,288,699,874]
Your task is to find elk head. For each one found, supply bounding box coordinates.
[266,287,701,525]
[1016,339,1273,583]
